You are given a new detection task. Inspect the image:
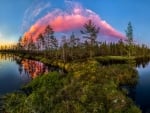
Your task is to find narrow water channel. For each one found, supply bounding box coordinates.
[129,61,150,113]
[1,53,150,113]
[0,54,60,96]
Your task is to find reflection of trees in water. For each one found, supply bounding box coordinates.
[0,54,16,62]
[136,57,150,68]
[16,58,23,75]
[0,53,64,79]
[0,54,48,78]
[21,59,49,78]
[18,64,23,75]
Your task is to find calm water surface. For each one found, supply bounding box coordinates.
[129,62,150,113]
[1,54,150,112]
[0,54,58,95]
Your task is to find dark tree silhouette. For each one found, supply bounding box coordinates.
[81,20,100,58]
[126,22,134,57]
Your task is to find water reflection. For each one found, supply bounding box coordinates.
[0,54,60,95]
[128,58,150,113]
[135,57,150,68]
[21,59,49,78]
[0,53,15,62]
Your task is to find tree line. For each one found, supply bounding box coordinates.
[0,20,150,62]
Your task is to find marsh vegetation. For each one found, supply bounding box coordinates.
[0,21,150,113]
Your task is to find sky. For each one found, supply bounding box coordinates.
[0,0,150,45]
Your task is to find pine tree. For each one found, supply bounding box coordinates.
[125,22,133,57]
[81,20,100,58]
[44,25,54,50]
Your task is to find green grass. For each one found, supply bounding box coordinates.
[3,60,141,113]
[94,56,135,65]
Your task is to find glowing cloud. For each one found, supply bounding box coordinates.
[22,1,125,42]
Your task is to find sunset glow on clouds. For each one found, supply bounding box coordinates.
[1,0,150,46]
[22,1,125,42]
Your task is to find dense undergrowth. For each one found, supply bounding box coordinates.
[3,60,141,113]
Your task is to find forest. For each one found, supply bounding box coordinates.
[1,20,150,113]
[0,20,150,62]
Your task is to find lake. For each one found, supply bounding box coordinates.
[1,54,150,112]
[128,61,150,113]
[0,54,59,96]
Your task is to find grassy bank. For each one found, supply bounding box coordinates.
[95,56,150,65]
[3,57,141,113]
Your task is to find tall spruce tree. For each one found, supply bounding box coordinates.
[81,20,100,58]
[126,22,133,57]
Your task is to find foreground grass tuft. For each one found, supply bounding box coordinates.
[4,60,141,113]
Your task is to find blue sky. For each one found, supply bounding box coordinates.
[0,0,150,45]
[0,0,31,44]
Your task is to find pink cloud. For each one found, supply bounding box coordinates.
[22,2,125,42]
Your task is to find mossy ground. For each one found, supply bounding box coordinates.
[3,59,141,113]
